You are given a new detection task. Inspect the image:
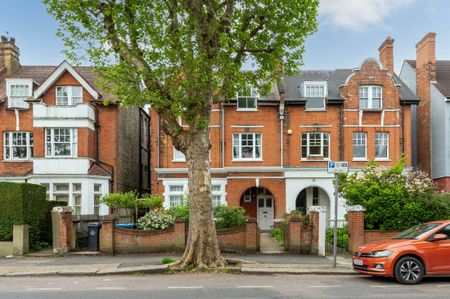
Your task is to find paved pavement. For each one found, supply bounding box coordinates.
[0,253,352,276]
[1,273,450,299]
[259,233,285,254]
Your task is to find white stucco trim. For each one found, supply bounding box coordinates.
[33,61,99,100]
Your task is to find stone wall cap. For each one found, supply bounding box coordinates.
[52,206,73,213]
[308,206,327,213]
[346,205,366,212]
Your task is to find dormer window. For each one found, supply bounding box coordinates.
[303,81,327,110]
[359,86,382,110]
[237,85,258,111]
[56,86,83,106]
[6,79,32,109]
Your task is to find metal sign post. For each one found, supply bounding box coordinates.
[327,161,348,268]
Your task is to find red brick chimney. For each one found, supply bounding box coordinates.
[378,36,394,75]
[0,36,20,76]
[415,32,436,176]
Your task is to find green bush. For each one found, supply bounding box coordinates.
[138,210,175,231]
[270,227,285,247]
[138,194,164,209]
[162,257,176,264]
[340,161,450,230]
[0,183,47,250]
[326,226,348,251]
[214,205,247,229]
[166,204,190,221]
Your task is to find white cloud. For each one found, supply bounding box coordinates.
[319,0,415,31]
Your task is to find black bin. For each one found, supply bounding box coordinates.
[88,222,101,251]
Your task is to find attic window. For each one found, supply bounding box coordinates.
[6,79,32,109]
[237,85,258,111]
[56,86,83,106]
[303,81,327,110]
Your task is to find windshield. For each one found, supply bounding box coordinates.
[393,223,440,240]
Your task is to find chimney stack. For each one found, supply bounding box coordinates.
[416,32,436,82]
[0,36,20,76]
[378,36,395,75]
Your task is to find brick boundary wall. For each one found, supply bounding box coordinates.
[284,211,318,255]
[347,205,401,254]
[98,217,259,255]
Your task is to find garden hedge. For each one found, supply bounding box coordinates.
[0,182,48,249]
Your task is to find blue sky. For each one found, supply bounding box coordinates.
[1,0,450,73]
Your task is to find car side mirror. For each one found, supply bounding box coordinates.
[432,234,448,241]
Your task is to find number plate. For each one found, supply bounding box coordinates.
[353,259,363,266]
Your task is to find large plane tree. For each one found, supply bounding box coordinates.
[44,0,318,269]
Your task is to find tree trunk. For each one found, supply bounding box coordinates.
[175,128,226,269]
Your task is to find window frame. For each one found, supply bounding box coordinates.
[56,86,83,106]
[3,131,34,161]
[359,85,382,110]
[93,183,102,215]
[236,85,258,111]
[375,132,389,160]
[232,132,263,161]
[45,128,78,158]
[6,79,32,109]
[301,132,330,160]
[303,81,327,111]
[352,132,367,160]
[172,147,186,162]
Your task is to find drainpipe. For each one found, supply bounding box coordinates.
[157,112,161,169]
[221,103,225,168]
[339,105,344,161]
[138,109,143,194]
[401,104,405,155]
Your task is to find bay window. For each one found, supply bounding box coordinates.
[232,133,262,160]
[3,132,33,160]
[45,128,78,157]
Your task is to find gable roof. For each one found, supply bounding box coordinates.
[33,61,99,100]
[405,59,450,98]
[284,68,418,104]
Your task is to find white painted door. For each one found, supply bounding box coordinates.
[257,196,274,230]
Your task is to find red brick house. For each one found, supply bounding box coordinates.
[0,37,150,215]
[400,33,450,191]
[151,37,417,230]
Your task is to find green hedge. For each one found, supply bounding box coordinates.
[0,182,48,249]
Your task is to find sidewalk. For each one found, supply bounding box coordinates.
[0,253,354,277]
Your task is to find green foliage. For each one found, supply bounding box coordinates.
[162,257,176,264]
[0,183,47,250]
[166,204,190,221]
[138,210,175,231]
[270,227,286,246]
[326,226,348,251]
[214,206,247,229]
[100,192,163,209]
[340,162,450,230]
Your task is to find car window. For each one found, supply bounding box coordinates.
[436,225,450,239]
[394,223,440,239]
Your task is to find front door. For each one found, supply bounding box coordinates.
[257,196,274,231]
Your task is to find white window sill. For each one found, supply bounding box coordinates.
[2,159,32,163]
[232,159,263,162]
[236,109,258,112]
[301,158,330,162]
[360,108,382,112]
[305,109,327,112]
[44,156,78,159]
[352,158,368,162]
[374,158,390,162]
[172,160,186,163]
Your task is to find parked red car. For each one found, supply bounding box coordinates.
[352,220,450,284]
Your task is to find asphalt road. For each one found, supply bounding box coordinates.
[1,273,450,299]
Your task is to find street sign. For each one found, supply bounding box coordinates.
[327,161,348,174]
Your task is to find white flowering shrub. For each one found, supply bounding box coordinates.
[138,211,175,231]
[340,160,450,230]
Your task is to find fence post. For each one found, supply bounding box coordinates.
[100,216,116,255]
[286,215,301,254]
[347,205,366,254]
[12,225,29,256]
[309,206,326,256]
[245,217,258,253]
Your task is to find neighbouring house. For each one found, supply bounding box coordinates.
[0,36,150,215]
[150,36,418,230]
[399,32,450,191]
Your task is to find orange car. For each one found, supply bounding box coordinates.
[352,220,450,284]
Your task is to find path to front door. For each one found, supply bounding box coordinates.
[259,232,285,254]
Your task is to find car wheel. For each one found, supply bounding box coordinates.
[394,256,424,284]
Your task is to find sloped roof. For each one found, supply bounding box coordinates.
[405,59,450,98]
[284,68,418,104]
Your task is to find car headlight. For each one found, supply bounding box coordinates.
[368,250,392,257]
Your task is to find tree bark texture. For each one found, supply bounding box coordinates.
[175,128,226,269]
